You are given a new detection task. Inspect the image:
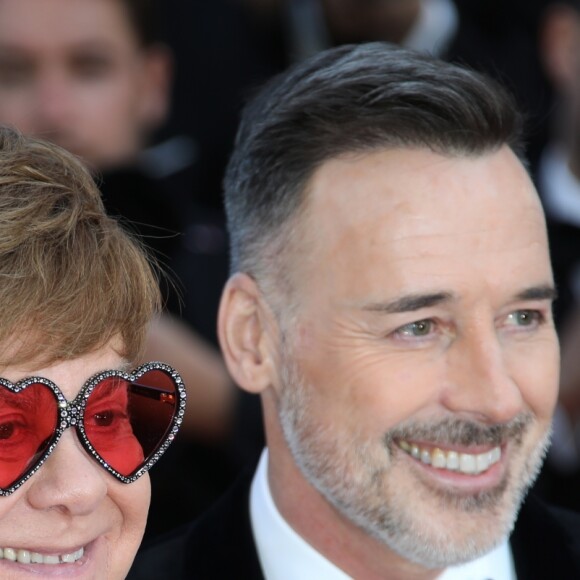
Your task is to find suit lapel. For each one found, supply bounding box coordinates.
[182,468,265,579]
[510,494,580,579]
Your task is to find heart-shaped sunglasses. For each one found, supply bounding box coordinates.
[0,361,186,496]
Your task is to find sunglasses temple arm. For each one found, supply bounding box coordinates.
[129,382,176,404]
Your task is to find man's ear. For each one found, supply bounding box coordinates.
[218,273,279,394]
[541,4,580,91]
[138,43,172,129]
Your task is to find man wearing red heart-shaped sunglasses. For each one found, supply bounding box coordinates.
[0,126,185,579]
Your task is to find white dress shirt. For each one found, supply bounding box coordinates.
[250,449,516,580]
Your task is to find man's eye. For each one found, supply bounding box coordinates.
[0,422,14,440]
[93,411,114,427]
[91,409,131,428]
[72,57,112,80]
[396,319,433,337]
[0,62,33,87]
[506,310,542,327]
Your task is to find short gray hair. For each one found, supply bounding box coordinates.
[224,42,524,306]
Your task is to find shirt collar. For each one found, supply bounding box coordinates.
[250,449,516,580]
[250,449,351,579]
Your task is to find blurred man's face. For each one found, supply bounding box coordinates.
[0,0,168,170]
[272,146,559,568]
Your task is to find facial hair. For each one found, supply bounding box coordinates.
[277,351,551,569]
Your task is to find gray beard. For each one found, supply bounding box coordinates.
[277,354,551,569]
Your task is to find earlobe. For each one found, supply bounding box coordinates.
[218,273,278,394]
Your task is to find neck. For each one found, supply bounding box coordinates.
[263,398,443,580]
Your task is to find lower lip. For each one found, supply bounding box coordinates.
[0,539,98,578]
[398,446,508,493]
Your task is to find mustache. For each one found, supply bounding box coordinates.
[384,412,533,448]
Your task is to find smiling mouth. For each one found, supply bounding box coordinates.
[397,440,502,475]
[0,546,84,565]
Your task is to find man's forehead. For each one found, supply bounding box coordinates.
[287,146,550,301]
[302,146,540,236]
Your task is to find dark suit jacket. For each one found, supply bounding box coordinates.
[128,469,580,579]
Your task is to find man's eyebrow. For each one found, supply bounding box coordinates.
[359,285,557,315]
[361,292,454,314]
[515,285,558,302]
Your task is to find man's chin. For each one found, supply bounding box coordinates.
[329,469,517,569]
[366,438,549,569]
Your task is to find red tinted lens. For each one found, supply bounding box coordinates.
[84,370,177,476]
[0,384,58,488]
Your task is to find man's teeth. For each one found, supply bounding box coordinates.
[0,546,84,565]
[398,440,501,475]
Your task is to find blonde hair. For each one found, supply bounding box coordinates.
[0,126,161,366]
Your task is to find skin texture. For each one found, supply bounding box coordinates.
[219,146,560,579]
[0,0,168,170]
[0,340,149,579]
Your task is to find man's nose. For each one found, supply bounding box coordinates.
[24,430,108,516]
[440,323,525,425]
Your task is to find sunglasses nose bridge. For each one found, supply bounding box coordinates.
[58,400,84,430]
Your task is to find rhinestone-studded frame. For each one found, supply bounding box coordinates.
[0,376,63,496]
[76,362,186,485]
[0,361,186,496]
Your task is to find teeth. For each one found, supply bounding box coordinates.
[399,440,411,452]
[0,546,84,565]
[459,453,476,474]
[447,451,459,470]
[432,448,446,469]
[398,440,502,475]
[61,549,84,563]
[476,452,492,473]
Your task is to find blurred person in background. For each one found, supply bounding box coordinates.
[159,0,553,210]
[531,0,580,509]
[0,0,238,540]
